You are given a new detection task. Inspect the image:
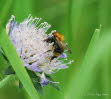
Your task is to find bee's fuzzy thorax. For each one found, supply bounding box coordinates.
[52,32,64,41]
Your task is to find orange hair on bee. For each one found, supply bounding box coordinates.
[52,32,64,41]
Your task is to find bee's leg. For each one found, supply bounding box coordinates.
[44,46,54,54]
[50,56,57,61]
[43,50,52,55]
[44,45,54,53]
[50,52,60,61]
[47,50,52,52]
[44,36,53,43]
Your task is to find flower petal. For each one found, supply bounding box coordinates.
[30,62,42,72]
[59,53,67,58]
[40,73,48,87]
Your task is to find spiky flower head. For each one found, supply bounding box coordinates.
[6,15,73,86]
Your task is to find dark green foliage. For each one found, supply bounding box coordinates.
[32,78,43,95]
[4,66,15,75]
[0,47,9,62]
[26,69,43,95]
[0,0,111,99]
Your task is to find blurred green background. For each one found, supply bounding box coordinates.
[0,0,111,99]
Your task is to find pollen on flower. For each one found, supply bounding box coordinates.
[6,15,73,86]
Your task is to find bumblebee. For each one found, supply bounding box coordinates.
[45,32,71,60]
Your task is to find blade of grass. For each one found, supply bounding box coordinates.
[84,25,101,58]
[0,0,13,27]
[65,27,101,99]
[0,30,39,99]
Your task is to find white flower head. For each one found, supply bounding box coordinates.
[6,15,73,76]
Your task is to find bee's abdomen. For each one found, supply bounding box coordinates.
[54,44,64,54]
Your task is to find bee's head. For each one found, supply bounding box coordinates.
[52,32,64,41]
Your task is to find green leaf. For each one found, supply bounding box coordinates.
[49,82,60,91]
[0,30,39,99]
[0,75,16,88]
[46,75,60,91]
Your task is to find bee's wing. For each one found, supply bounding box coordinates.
[67,48,72,54]
[64,43,72,54]
[57,39,72,54]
